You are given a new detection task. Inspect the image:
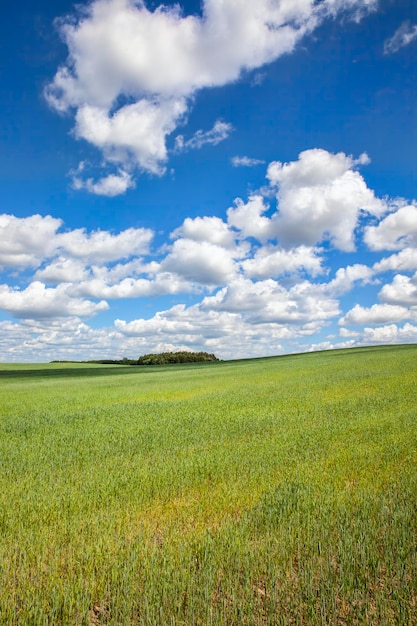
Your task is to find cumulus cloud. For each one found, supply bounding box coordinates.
[0,214,159,323]
[340,271,417,326]
[70,273,194,299]
[5,143,417,360]
[91,258,159,283]
[0,282,108,319]
[55,226,153,263]
[113,295,320,360]
[379,273,417,306]
[227,149,384,252]
[241,245,323,279]
[75,98,187,175]
[266,149,385,250]
[0,213,154,271]
[46,0,376,192]
[298,320,417,353]
[227,195,272,242]
[0,318,127,363]
[115,304,232,340]
[72,169,135,196]
[0,312,287,362]
[364,204,417,251]
[35,257,90,284]
[362,323,417,345]
[338,327,360,338]
[374,248,417,273]
[202,277,340,325]
[0,214,62,269]
[160,239,238,285]
[384,21,417,55]
[325,264,374,296]
[340,303,411,326]
[171,216,237,249]
[114,305,260,360]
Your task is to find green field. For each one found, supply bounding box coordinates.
[0,345,416,624]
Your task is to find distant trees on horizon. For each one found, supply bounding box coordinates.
[51,351,220,366]
[137,351,219,365]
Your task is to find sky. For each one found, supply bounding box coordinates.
[1,0,417,362]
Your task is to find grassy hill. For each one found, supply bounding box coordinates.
[0,345,416,624]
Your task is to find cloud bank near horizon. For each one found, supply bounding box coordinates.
[2,148,417,362]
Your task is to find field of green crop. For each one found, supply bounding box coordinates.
[0,345,416,624]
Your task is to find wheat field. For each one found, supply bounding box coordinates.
[0,345,416,624]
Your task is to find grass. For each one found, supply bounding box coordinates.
[0,344,416,624]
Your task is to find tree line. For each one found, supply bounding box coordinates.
[137,351,219,365]
[51,352,219,366]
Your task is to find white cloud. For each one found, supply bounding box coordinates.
[74,98,187,174]
[110,271,351,359]
[46,0,376,191]
[70,273,194,299]
[307,340,339,353]
[364,204,417,251]
[0,282,108,319]
[227,195,272,242]
[114,298,311,360]
[0,213,154,271]
[325,264,373,296]
[362,323,417,345]
[338,270,417,327]
[227,150,384,252]
[241,245,323,279]
[46,0,314,110]
[374,248,417,273]
[231,156,265,167]
[340,303,412,326]
[266,149,384,250]
[175,120,232,152]
[91,258,159,283]
[0,214,62,269]
[56,226,153,264]
[379,273,417,306]
[72,169,135,196]
[0,310,285,362]
[160,239,237,285]
[338,327,360,338]
[171,215,237,249]
[0,318,125,363]
[35,257,90,284]
[115,304,246,347]
[202,277,340,325]
[384,21,417,55]
[6,141,417,360]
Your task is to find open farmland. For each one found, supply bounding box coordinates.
[0,345,416,624]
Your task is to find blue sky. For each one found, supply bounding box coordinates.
[1,0,417,361]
